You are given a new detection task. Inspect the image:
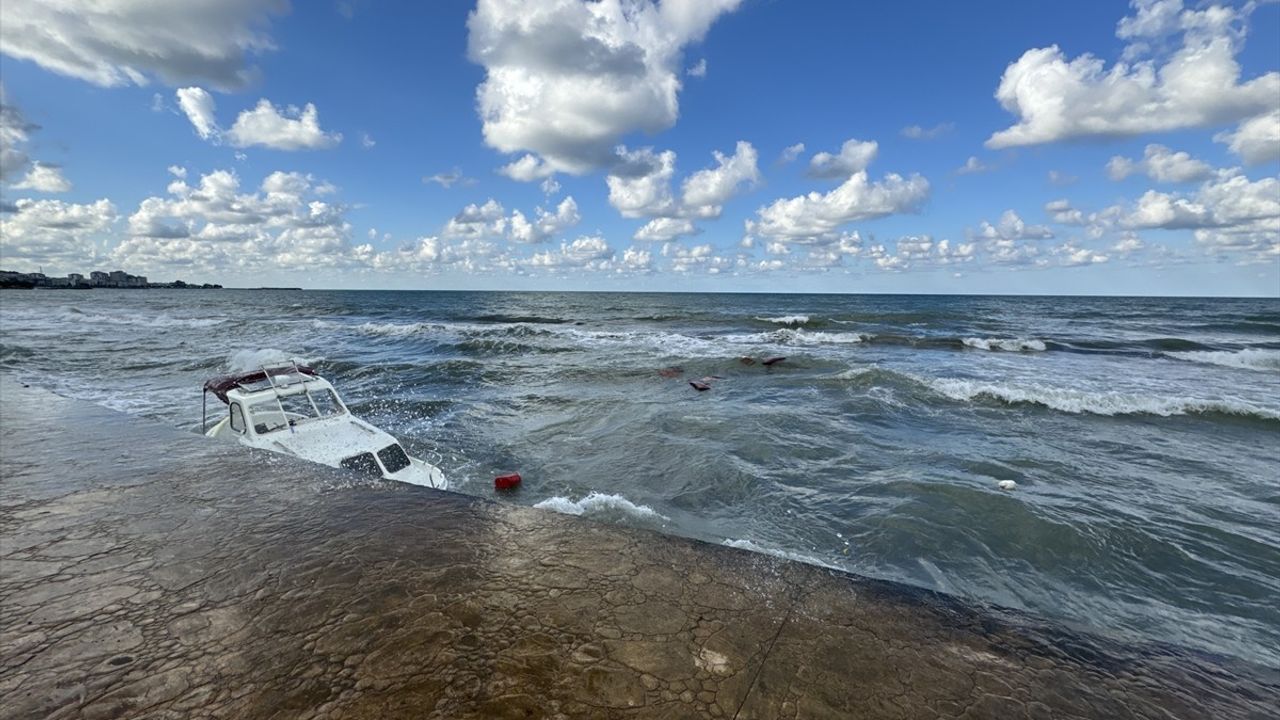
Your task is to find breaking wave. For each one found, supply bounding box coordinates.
[962,337,1047,352]
[534,492,668,521]
[227,348,313,373]
[1167,348,1280,372]
[755,314,811,326]
[721,538,841,570]
[925,377,1280,421]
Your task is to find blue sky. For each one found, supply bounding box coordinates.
[1,0,1277,295]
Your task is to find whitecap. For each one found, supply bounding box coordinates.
[1167,348,1280,372]
[925,377,1280,421]
[962,337,1047,352]
[534,492,668,521]
[226,348,312,373]
[755,314,810,326]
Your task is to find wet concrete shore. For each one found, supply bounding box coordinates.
[1,378,1276,719]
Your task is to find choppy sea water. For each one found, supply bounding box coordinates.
[2,289,1278,666]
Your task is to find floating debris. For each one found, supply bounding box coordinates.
[762,356,787,366]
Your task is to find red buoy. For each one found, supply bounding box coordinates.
[494,473,522,490]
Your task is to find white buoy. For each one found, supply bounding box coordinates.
[998,480,1018,491]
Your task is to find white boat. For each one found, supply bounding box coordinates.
[202,362,447,489]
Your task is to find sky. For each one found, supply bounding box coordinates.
[0,0,1277,295]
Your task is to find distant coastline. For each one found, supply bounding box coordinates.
[0,268,221,290]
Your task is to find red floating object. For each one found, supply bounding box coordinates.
[762,356,787,366]
[494,473,522,490]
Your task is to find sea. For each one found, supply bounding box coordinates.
[2,289,1278,667]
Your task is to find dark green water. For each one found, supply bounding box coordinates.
[2,289,1278,665]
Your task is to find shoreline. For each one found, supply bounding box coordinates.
[1,378,1276,718]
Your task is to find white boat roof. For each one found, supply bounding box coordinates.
[263,415,398,467]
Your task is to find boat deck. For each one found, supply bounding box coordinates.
[1,378,1275,719]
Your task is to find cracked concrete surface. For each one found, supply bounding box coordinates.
[1,379,1276,719]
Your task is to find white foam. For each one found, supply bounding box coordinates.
[227,348,312,373]
[926,377,1280,420]
[57,309,225,328]
[355,321,434,337]
[755,314,810,326]
[1167,348,1280,372]
[534,492,668,521]
[721,538,841,569]
[725,328,870,346]
[962,337,1047,352]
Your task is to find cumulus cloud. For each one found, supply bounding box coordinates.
[808,139,878,179]
[607,141,759,240]
[687,58,707,78]
[114,168,361,272]
[1087,168,1279,261]
[1045,199,1085,225]
[745,141,929,243]
[443,196,580,244]
[987,1,1279,148]
[974,209,1055,241]
[12,163,72,193]
[226,99,341,150]
[174,90,341,150]
[0,0,288,91]
[526,235,615,272]
[0,198,116,269]
[1106,144,1212,182]
[466,0,742,175]
[1214,109,1280,165]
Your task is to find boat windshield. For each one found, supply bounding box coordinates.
[378,444,411,473]
[248,388,346,433]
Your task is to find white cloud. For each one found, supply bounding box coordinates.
[1106,144,1212,182]
[634,217,698,242]
[466,0,742,175]
[778,142,805,164]
[176,87,219,140]
[540,176,561,196]
[1045,199,1085,225]
[443,196,580,244]
[680,141,760,215]
[526,235,615,272]
[226,99,341,150]
[115,168,361,272]
[498,154,555,181]
[955,156,990,175]
[510,196,581,243]
[900,123,953,140]
[1214,109,1280,165]
[360,132,376,149]
[974,209,1055,241]
[687,58,707,78]
[745,148,929,243]
[1121,169,1279,231]
[808,139,878,179]
[608,141,759,240]
[987,1,1279,148]
[0,198,116,269]
[0,0,287,90]
[12,163,71,193]
[1047,170,1078,186]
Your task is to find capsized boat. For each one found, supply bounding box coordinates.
[202,362,447,489]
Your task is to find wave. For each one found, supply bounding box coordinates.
[355,321,437,337]
[754,314,811,326]
[58,309,226,328]
[472,313,568,325]
[534,492,668,521]
[1167,349,1280,372]
[725,328,871,346]
[925,377,1280,421]
[226,348,313,374]
[721,538,840,569]
[962,337,1047,352]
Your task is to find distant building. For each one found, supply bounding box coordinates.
[68,273,85,286]
[90,271,109,286]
